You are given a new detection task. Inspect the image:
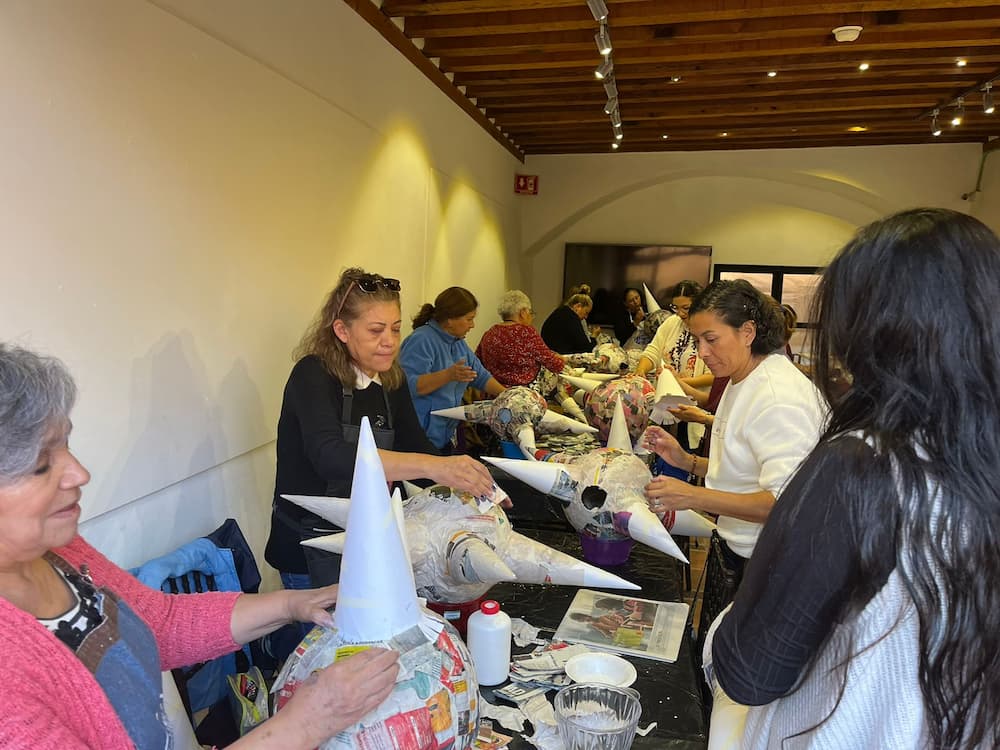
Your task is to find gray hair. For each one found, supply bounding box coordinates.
[0,344,77,482]
[498,290,532,320]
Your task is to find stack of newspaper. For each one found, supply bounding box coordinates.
[493,642,591,704]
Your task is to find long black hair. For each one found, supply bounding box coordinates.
[812,208,1000,748]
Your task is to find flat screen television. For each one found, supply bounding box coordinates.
[563,243,712,325]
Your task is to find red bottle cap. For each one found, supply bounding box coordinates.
[480,600,500,615]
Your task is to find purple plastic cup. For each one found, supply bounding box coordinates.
[579,534,634,566]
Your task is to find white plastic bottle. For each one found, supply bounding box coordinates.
[466,599,512,686]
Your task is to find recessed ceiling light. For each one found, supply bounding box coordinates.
[767,71,777,77]
[858,62,870,71]
[671,75,682,83]
[956,59,968,67]
[720,132,729,137]
[661,134,669,139]
[847,126,868,132]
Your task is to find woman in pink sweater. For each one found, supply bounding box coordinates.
[0,343,398,749]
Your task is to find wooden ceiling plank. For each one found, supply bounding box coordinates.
[399,1,1000,37]
[451,50,1000,86]
[438,30,1000,74]
[476,78,982,109]
[420,7,1000,58]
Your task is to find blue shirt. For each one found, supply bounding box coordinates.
[400,320,493,448]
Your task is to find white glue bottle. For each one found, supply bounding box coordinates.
[466,599,512,686]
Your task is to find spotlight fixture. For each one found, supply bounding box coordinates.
[767,71,777,78]
[602,78,618,99]
[615,131,624,141]
[670,75,682,83]
[858,62,870,71]
[595,57,614,80]
[984,83,995,115]
[956,58,967,67]
[951,97,964,126]
[661,134,670,139]
[720,131,729,137]
[611,142,620,150]
[610,109,622,128]
[595,24,612,56]
[931,108,942,136]
[586,0,608,22]
[604,96,618,115]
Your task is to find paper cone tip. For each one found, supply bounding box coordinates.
[643,283,662,313]
[606,396,634,453]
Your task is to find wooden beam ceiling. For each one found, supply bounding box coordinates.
[348,0,1000,155]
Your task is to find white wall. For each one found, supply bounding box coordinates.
[520,144,983,314]
[970,147,1000,232]
[1,0,522,587]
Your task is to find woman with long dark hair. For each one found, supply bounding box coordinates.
[708,208,1000,748]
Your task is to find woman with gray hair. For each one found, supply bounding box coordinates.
[476,290,586,421]
[0,343,398,749]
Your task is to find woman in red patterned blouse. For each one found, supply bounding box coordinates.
[476,290,565,387]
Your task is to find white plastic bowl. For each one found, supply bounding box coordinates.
[564,652,637,688]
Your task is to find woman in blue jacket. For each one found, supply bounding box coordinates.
[400,286,505,451]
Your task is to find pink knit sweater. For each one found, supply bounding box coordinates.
[0,535,241,749]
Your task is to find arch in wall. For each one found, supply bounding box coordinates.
[523,167,899,258]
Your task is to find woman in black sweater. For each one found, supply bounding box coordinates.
[264,268,493,590]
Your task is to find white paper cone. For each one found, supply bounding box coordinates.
[643,283,662,313]
[281,494,350,528]
[626,506,689,563]
[560,374,600,393]
[558,395,588,423]
[391,487,416,580]
[580,372,617,382]
[506,532,641,590]
[606,396,634,453]
[516,424,537,460]
[302,532,346,554]
[402,480,422,499]
[482,455,574,498]
[666,509,718,538]
[540,410,599,435]
[655,368,685,400]
[450,537,517,584]
[333,418,422,641]
[430,405,473,421]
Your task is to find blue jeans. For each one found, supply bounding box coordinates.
[280,571,313,591]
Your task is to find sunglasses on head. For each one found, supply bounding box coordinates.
[355,274,401,293]
[335,274,402,320]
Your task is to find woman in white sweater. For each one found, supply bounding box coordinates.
[710,209,1000,748]
[642,280,824,563]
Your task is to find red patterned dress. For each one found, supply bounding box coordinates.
[476,323,565,387]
